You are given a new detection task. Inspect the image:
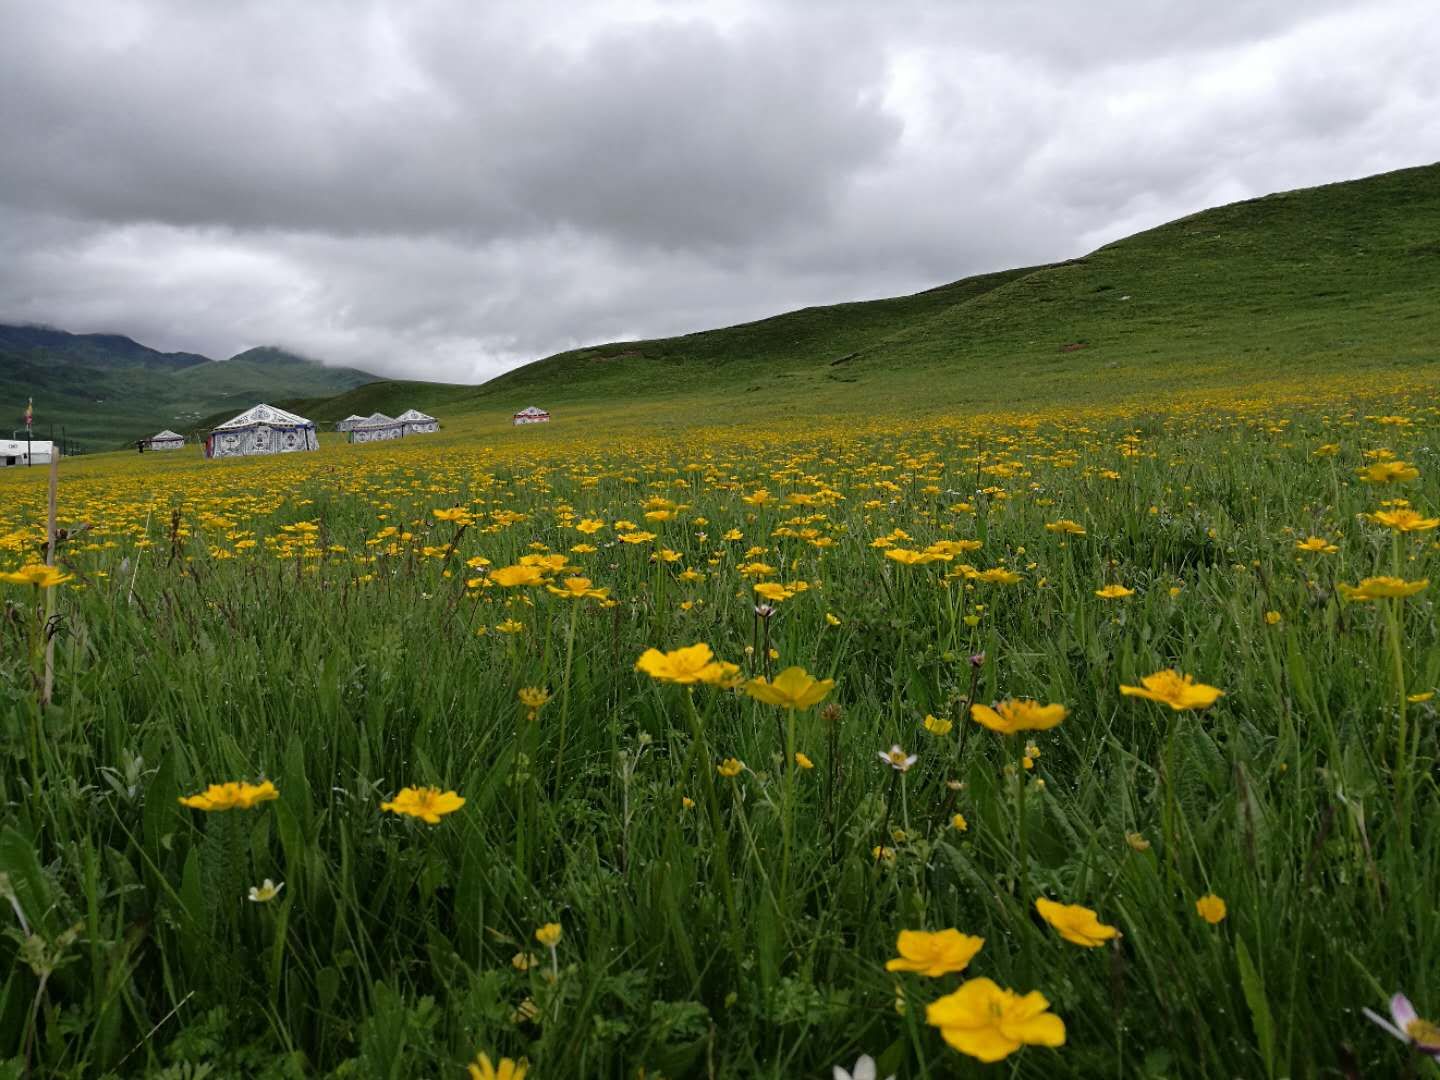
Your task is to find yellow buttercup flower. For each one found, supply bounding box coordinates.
[925,977,1066,1063]
[545,575,610,599]
[1094,584,1134,599]
[635,643,740,686]
[1367,508,1440,532]
[1045,519,1086,535]
[535,922,562,948]
[380,786,465,824]
[1195,894,1228,924]
[744,666,834,710]
[468,1052,529,1080]
[1336,576,1429,602]
[0,563,72,588]
[489,564,548,587]
[794,751,814,770]
[716,757,744,778]
[1295,536,1338,554]
[1357,460,1419,484]
[1120,670,1224,710]
[970,700,1068,734]
[923,714,953,736]
[178,780,279,812]
[885,929,984,977]
[1035,898,1119,947]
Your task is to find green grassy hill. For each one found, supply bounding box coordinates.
[459,160,1440,419]
[0,333,381,450]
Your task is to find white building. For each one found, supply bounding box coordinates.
[397,408,439,435]
[205,404,318,459]
[147,430,185,451]
[1,439,54,467]
[335,415,366,432]
[512,406,550,425]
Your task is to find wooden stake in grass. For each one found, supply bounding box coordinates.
[42,452,58,707]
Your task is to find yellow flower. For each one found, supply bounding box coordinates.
[545,575,610,599]
[1408,692,1436,704]
[467,1052,529,1080]
[925,977,1066,1063]
[1312,443,1340,457]
[1295,536,1338,554]
[635,643,740,686]
[744,666,834,710]
[974,567,1022,585]
[575,518,605,534]
[1357,460,1419,484]
[794,752,814,770]
[1125,831,1150,852]
[752,581,795,602]
[951,813,968,832]
[923,714,953,736]
[380,786,465,824]
[616,530,657,544]
[717,758,744,777]
[970,700,1068,734]
[886,928,984,977]
[885,547,940,566]
[178,780,279,812]
[495,619,526,634]
[535,922,562,948]
[1367,508,1440,532]
[1120,670,1224,710]
[1045,519,1086,535]
[1264,610,1282,625]
[1195,894,1228,924]
[517,687,550,720]
[825,612,841,626]
[0,563,72,588]
[1094,584,1134,599]
[1336,576,1429,602]
[432,507,474,524]
[490,564,548,587]
[1034,898,1119,947]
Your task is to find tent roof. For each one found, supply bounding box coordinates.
[213,403,313,430]
[342,414,366,422]
[364,412,396,423]
[397,409,436,421]
[514,406,549,415]
[151,430,184,440]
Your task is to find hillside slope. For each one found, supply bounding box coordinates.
[464,160,1440,417]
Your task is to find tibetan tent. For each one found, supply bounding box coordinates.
[205,404,318,459]
[1,439,53,467]
[397,408,439,435]
[147,430,185,451]
[335,415,366,432]
[512,406,550,425]
[348,412,403,444]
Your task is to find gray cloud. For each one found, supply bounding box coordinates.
[0,0,1436,382]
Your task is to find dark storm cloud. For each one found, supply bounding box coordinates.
[0,0,1436,382]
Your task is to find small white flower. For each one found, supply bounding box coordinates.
[247,879,284,903]
[1364,993,1440,1059]
[833,1054,894,1080]
[878,745,917,772]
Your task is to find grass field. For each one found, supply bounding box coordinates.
[2,363,1440,1077]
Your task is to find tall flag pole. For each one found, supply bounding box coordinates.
[25,397,33,467]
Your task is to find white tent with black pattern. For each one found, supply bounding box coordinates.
[205,404,318,459]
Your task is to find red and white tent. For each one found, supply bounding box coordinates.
[512,406,550,425]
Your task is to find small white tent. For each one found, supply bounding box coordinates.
[147,430,185,451]
[335,415,366,432]
[349,412,403,444]
[1,439,53,467]
[512,406,550,425]
[205,404,318,459]
[397,408,439,435]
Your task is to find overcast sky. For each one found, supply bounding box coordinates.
[1,0,1436,382]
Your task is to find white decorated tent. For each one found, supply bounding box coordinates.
[205,403,318,459]
[335,414,366,432]
[147,430,185,451]
[512,406,550,425]
[397,408,439,435]
[348,412,403,444]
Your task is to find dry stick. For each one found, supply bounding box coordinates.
[42,453,58,706]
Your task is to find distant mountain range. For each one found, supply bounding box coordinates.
[0,325,380,449]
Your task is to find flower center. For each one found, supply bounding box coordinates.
[1407,1018,1440,1048]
